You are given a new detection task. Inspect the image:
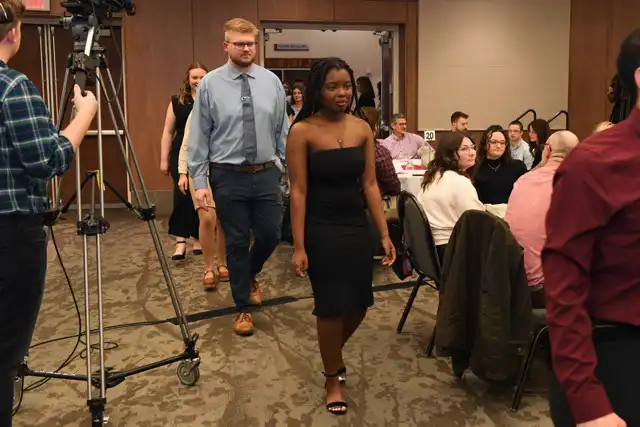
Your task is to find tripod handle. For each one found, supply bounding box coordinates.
[74,71,87,96]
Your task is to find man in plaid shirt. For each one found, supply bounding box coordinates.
[0,1,97,424]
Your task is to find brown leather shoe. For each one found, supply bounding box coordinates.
[249,280,262,306]
[203,270,216,292]
[234,312,254,336]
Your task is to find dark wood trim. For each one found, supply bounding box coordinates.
[264,58,322,69]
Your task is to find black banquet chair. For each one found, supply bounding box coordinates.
[395,191,442,356]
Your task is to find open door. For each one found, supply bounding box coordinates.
[378,30,393,136]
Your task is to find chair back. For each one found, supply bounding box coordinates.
[398,191,442,288]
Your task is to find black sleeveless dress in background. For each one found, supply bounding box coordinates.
[305,147,375,317]
[168,95,199,240]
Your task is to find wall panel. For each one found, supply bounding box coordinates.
[607,0,640,80]
[123,0,194,192]
[418,0,571,131]
[403,1,418,131]
[334,0,407,23]
[193,0,258,69]
[258,0,333,21]
[568,0,614,139]
[568,0,640,139]
[50,0,64,15]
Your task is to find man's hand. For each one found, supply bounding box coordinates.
[193,188,210,211]
[72,84,98,117]
[578,413,626,427]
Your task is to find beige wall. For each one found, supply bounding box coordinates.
[265,29,382,86]
[418,0,571,130]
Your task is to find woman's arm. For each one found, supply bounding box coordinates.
[360,119,388,238]
[286,123,309,251]
[178,113,192,176]
[159,101,176,173]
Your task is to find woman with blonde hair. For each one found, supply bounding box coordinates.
[159,62,208,261]
[594,121,614,133]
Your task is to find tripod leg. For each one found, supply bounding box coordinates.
[76,143,94,402]
[97,66,192,342]
[101,178,136,211]
[59,172,95,215]
[94,68,108,402]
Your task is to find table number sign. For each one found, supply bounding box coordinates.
[423,130,436,142]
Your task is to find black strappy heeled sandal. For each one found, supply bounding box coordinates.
[337,366,347,385]
[172,241,187,260]
[324,371,348,415]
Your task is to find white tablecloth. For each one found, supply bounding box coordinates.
[394,160,425,195]
[485,203,507,218]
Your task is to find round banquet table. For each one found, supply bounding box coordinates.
[394,160,425,195]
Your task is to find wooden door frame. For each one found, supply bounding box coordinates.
[260,20,404,124]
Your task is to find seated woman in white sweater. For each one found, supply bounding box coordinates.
[417,132,484,261]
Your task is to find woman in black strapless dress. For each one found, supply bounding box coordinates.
[159,62,208,259]
[287,58,396,415]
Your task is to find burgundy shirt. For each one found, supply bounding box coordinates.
[542,108,640,423]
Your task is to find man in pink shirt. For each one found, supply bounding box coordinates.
[504,130,580,308]
[381,113,426,159]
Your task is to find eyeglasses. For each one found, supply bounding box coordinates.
[227,41,256,49]
[489,140,506,146]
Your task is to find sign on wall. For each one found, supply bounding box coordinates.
[26,0,51,11]
[274,43,310,52]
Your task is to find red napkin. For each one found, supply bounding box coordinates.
[401,164,426,170]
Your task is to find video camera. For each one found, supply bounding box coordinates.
[61,0,135,23]
[58,0,135,90]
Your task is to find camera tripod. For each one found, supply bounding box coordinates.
[13,30,200,426]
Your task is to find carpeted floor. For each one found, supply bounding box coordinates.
[12,211,552,427]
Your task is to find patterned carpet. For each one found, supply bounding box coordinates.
[12,211,552,426]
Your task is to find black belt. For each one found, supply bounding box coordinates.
[210,161,275,173]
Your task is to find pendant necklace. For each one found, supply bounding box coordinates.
[488,163,501,172]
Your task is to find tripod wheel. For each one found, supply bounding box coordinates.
[177,361,200,386]
[12,375,24,415]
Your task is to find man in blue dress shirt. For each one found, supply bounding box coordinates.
[188,18,288,336]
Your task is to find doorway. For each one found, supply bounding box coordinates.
[260,22,399,131]
[12,18,128,207]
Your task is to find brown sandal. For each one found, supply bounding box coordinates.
[203,270,217,291]
[217,265,229,282]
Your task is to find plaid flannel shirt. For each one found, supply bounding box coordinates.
[0,61,73,215]
[374,141,401,196]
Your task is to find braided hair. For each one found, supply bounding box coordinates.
[292,57,363,127]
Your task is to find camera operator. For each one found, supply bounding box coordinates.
[0,1,98,425]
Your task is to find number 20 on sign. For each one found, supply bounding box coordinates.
[423,130,436,142]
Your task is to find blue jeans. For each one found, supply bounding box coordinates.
[0,215,47,427]
[209,165,282,312]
